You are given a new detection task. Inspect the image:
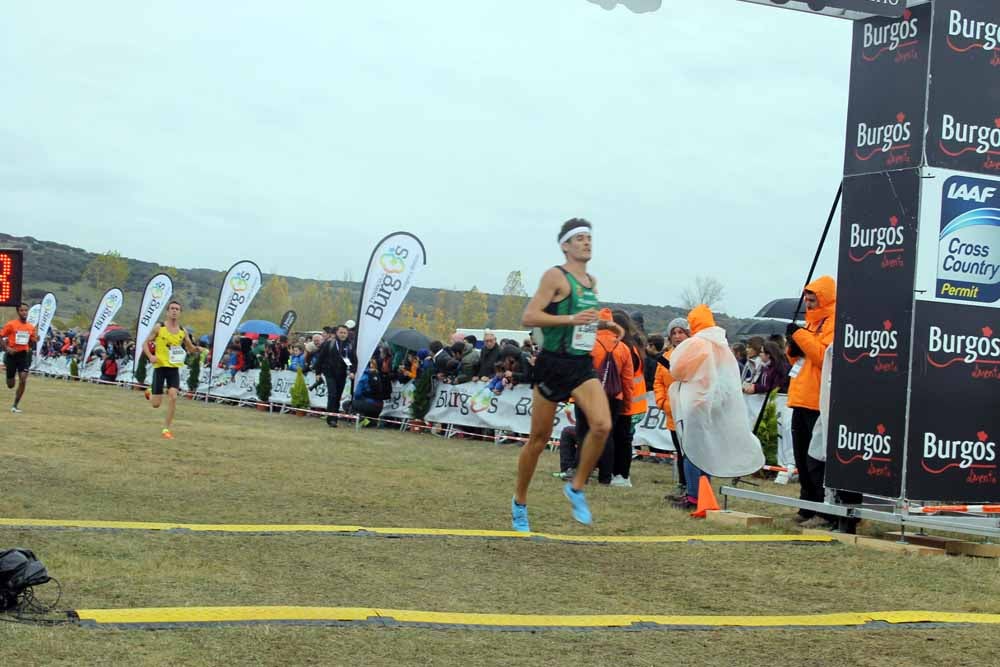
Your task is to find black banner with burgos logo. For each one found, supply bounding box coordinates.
[926,0,1000,175]
[907,300,1000,501]
[825,170,920,497]
[844,4,931,176]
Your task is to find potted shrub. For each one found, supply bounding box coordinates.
[290,368,310,415]
[134,354,149,389]
[186,351,201,398]
[410,367,433,429]
[255,357,272,411]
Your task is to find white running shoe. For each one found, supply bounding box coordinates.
[11,406,22,414]
[610,475,632,488]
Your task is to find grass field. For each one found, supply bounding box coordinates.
[2,376,999,666]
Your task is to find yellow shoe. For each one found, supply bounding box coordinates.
[161,428,174,440]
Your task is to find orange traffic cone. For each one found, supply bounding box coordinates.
[689,476,720,519]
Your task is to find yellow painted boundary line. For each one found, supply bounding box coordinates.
[0,518,834,544]
[71,606,1000,629]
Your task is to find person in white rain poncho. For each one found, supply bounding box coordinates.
[668,305,765,507]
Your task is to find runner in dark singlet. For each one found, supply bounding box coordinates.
[511,218,622,531]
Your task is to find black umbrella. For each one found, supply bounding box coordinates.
[734,319,788,338]
[103,328,133,343]
[386,328,431,351]
[754,298,804,321]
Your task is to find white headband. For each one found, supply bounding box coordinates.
[559,226,592,245]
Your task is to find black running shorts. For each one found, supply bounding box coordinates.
[534,351,597,404]
[151,367,181,395]
[4,351,30,380]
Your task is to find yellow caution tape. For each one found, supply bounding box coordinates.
[71,606,1000,628]
[0,517,834,544]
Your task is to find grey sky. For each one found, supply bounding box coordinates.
[0,0,851,317]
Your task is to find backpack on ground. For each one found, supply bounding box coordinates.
[0,549,51,612]
[597,341,622,398]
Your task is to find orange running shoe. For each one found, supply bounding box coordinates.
[161,428,174,440]
[144,389,151,401]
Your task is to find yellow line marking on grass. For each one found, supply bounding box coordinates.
[0,518,834,544]
[71,606,1000,629]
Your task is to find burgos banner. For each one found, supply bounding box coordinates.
[84,288,124,362]
[210,260,262,379]
[355,232,427,381]
[134,273,174,368]
[34,293,57,359]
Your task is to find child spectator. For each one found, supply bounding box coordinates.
[487,362,508,395]
[226,343,244,380]
[288,344,306,372]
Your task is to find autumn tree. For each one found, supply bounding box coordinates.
[82,251,129,289]
[252,276,292,323]
[458,286,489,329]
[429,290,457,342]
[181,308,216,339]
[294,283,335,331]
[412,311,430,336]
[495,271,528,329]
[680,275,725,310]
[330,287,355,326]
[394,304,417,330]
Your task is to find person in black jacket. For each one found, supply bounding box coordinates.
[315,325,357,427]
[476,331,501,381]
[644,334,665,392]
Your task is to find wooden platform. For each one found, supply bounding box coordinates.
[705,510,773,528]
[801,529,945,556]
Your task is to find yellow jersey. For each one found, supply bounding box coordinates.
[154,325,188,369]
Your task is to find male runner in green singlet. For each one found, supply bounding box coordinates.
[511,218,621,531]
[143,300,204,439]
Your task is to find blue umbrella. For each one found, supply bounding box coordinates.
[237,320,284,336]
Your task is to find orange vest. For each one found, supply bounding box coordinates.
[624,344,647,416]
[653,349,677,431]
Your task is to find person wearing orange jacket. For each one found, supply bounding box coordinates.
[580,308,634,486]
[786,275,837,527]
[613,310,646,488]
[654,317,690,497]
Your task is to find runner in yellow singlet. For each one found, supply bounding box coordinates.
[143,300,204,439]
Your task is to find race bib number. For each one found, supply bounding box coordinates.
[168,345,186,365]
[571,322,597,353]
[14,331,29,346]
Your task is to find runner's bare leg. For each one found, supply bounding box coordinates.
[14,372,27,405]
[515,389,559,505]
[165,388,178,429]
[569,378,612,492]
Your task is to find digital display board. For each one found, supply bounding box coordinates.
[0,249,24,307]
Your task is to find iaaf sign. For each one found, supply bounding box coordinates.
[936,174,1000,304]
